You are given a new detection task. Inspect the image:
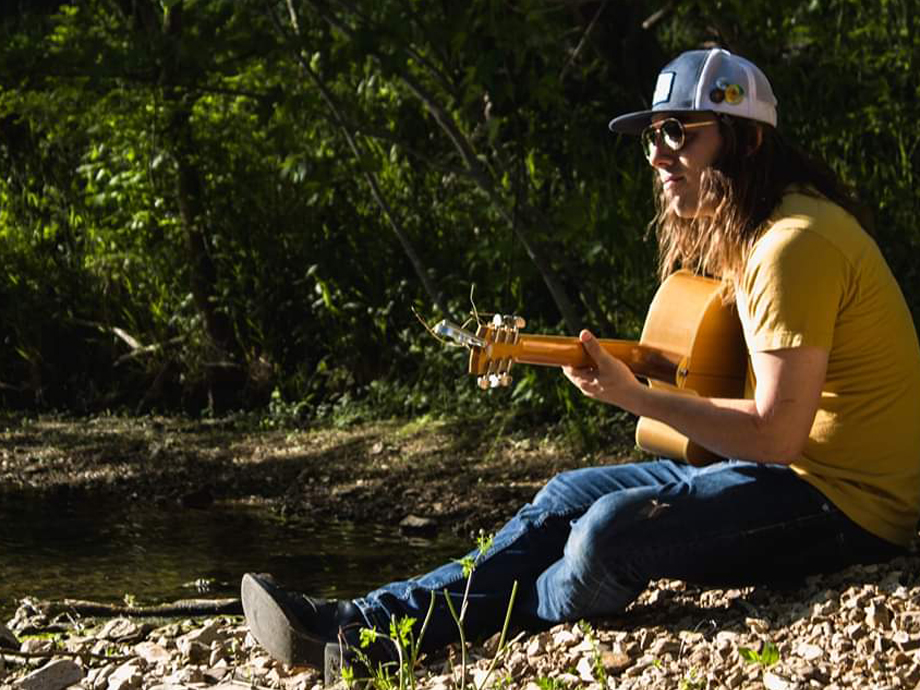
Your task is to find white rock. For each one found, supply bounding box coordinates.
[163,666,204,685]
[14,659,83,690]
[177,619,223,648]
[576,655,596,682]
[19,638,54,654]
[764,670,800,690]
[746,617,771,633]
[715,631,741,645]
[525,635,545,657]
[553,671,581,685]
[572,639,595,654]
[97,618,141,641]
[552,629,578,649]
[795,642,824,661]
[85,664,115,690]
[133,640,171,665]
[456,667,490,688]
[177,638,209,664]
[649,637,680,656]
[106,659,144,690]
[506,650,528,677]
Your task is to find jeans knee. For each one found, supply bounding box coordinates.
[564,516,604,575]
[527,473,562,514]
[567,489,669,571]
[532,468,591,511]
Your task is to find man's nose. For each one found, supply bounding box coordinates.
[647,141,673,168]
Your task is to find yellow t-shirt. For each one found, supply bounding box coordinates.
[736,191,920,546]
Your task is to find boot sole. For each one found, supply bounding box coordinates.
[241,573,327,668]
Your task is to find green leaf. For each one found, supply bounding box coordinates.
[738,646,759,663]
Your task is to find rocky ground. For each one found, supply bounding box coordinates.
[2,414,920,690]
[3,550,920,690]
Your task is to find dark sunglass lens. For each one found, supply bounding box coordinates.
[660,120,685,150]
[641,128,656,157]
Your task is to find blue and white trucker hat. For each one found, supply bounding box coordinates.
[609,48,778,134]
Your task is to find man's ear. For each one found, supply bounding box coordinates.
[746,125,764,156]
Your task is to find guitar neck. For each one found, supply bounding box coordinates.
[510,334,684,384]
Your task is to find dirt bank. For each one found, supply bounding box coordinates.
[0,413,636,537]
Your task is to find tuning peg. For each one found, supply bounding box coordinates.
[477,373,513,389]
[489,314,525,331]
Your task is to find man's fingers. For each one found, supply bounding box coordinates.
[579,329,605,364]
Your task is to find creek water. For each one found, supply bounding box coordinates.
[0,492,470,621]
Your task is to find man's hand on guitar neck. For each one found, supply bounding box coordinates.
[562,330,645,409]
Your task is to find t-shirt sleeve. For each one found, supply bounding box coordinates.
[741,224,849,353]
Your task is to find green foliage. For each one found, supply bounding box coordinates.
[739,640,780,668]
[0,0,915,435]
[455,530,495,578]
[533,677,574,690]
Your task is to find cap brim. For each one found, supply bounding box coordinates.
[608,110,655,135]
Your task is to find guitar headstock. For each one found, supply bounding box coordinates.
[434,314,526,389]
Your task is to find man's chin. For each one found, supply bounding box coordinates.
[668,197,700,219]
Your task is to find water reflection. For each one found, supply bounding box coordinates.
[0,492,469,620]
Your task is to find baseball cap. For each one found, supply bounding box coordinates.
[608,48,778,134]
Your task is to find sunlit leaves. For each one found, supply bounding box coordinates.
[0,0,916,420]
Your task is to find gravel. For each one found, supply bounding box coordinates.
[3,542,919,690]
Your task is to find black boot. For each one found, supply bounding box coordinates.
[241,572,366,669]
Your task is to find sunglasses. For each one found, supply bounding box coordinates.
[641,118,718,160]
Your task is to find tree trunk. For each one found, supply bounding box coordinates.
[168,101,240,359]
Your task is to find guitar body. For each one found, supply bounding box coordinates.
[635,271,747,465]
[439,270,748,466]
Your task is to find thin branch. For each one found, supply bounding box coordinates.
[274,0,449,315]
[560,0,609,81]
[642,0,677,30]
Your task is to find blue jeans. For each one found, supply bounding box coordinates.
[353,459,900,654]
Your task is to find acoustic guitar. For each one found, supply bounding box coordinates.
[435,270,748,466]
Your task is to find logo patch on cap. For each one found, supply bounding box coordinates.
[710,78,744,106]
[652,72,675,106]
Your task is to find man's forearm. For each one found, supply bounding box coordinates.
[623,385,799,465]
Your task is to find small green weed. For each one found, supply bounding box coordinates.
[738,640,780,668]
[346,531,517,690]
[679,667,705,690]
[577,621,608,685]
[534,677,573,690]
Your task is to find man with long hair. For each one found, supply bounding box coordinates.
[241,48,920,684]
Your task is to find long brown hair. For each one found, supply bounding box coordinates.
[651,115,871,294]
